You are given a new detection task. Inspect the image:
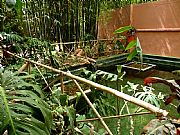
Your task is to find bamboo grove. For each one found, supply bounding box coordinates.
[0,0,156,43]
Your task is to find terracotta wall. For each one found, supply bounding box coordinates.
[97,0,180,58]
[137,32,180,57]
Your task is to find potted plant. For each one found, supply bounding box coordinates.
[114,26,156,77]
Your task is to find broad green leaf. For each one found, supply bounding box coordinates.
[9,103,34,114]
[60,94,69,106]
[0,97,9,135]
[0,69,53,134]
[125,40,136,50]
[114,26,134,34]
[65,106,76,130]
[0,86,16,135]
[13,120,48,135]
[127,49,137,61]
[136,37,143,65]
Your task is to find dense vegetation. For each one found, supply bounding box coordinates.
[0,0,179,135]
[0,0,157,42]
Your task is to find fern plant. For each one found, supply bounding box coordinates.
[0,69,53,135]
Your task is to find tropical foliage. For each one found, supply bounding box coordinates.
[0,0,156,42]
[0,69,53,135]
[1,0,179,135]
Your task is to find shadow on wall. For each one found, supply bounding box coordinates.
[98,6,130,39]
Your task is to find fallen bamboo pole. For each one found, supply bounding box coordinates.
[7,51,169,117]
[72,78,113,135]
[77,112,151,123]
[51,39,113,46]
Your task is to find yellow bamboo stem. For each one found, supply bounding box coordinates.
[51,39,113,46]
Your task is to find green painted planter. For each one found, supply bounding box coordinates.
[95,53,180,71]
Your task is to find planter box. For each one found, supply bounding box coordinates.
[122,62,156,78]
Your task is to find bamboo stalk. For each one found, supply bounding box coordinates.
[60,72,64,93]
[6,51,169,117]
[72,78,113,135]
[77,112,151,123]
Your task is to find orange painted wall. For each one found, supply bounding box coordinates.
[137,32,180,57]
[133,0,180,57]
